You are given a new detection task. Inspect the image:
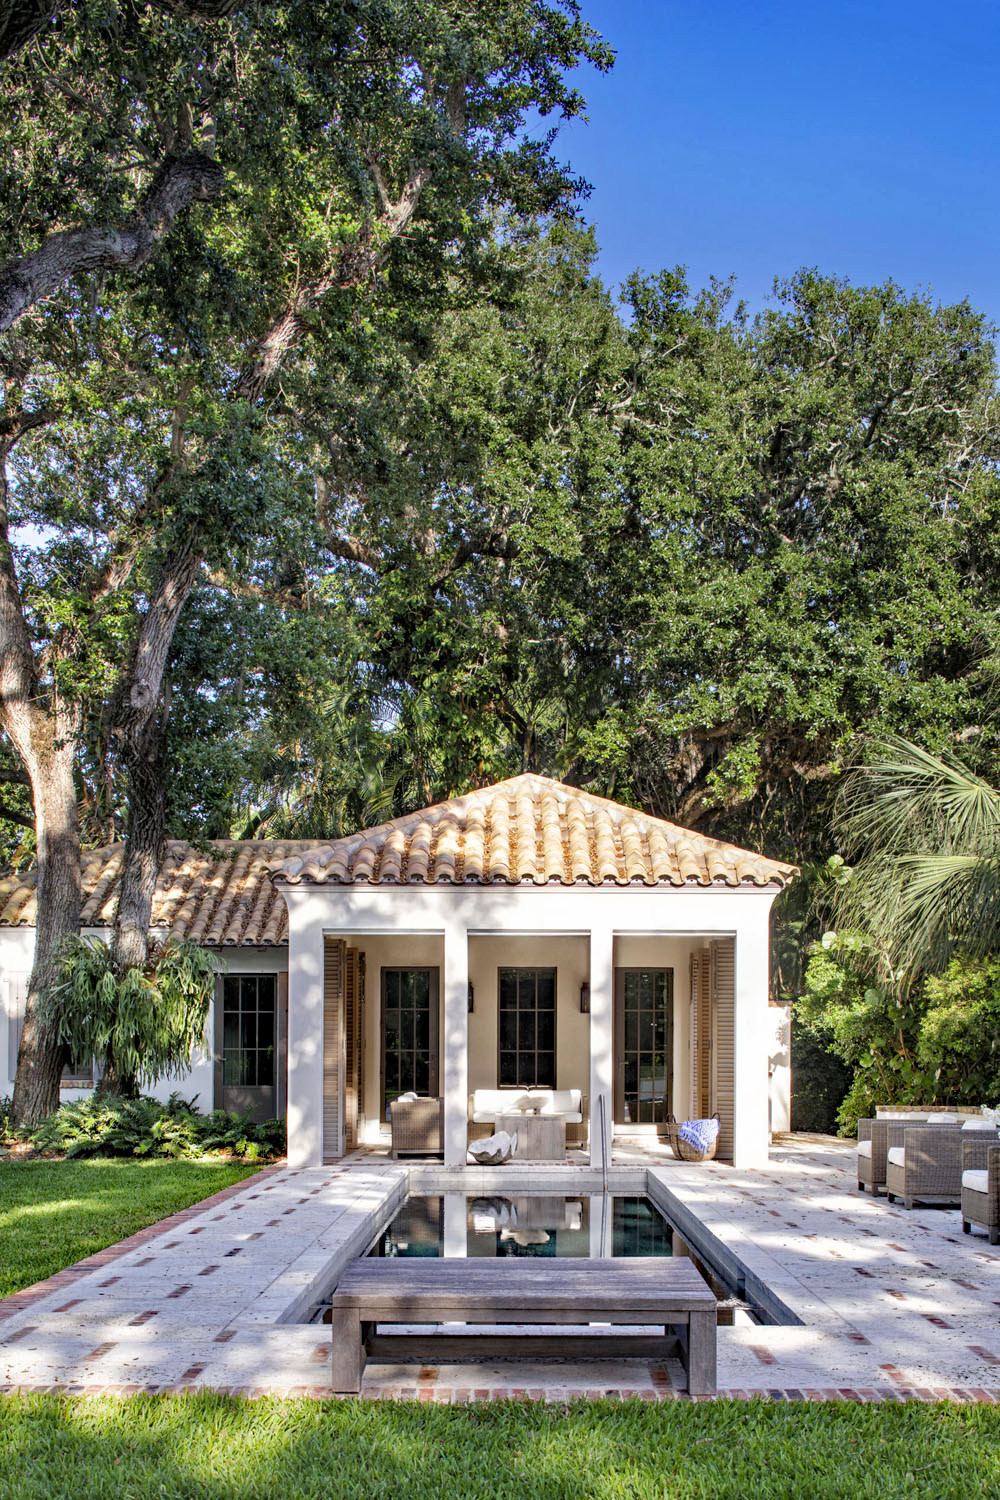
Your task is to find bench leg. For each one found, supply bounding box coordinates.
[331,1303,365,1394]
[684,1310,717,1397]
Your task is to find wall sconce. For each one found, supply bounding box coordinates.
[579,981,590,1014]
[467,983,475,1013]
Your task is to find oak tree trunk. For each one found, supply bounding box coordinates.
[11,739,80,1123]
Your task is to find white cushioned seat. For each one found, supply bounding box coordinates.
[469,1087,583,1125]
[856,1140,873,1159]
[927,1112,959,1123]
[963,1169,989,1193]
[887,1146,906,1168]
[963,1120,996,1131]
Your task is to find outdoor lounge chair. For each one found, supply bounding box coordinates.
[856,1117,982,1195]
[388,1096,443,1158]
[885,1125,967,1208]
[962,1140,1000,1244]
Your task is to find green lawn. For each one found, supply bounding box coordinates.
[0,1393,996,1500]
[0,1157,260,1297]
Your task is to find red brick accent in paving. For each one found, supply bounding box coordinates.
[0,1161,287,1324]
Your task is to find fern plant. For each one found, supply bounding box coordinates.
[45,937,219,1096]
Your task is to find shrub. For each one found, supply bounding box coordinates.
[30,1093,285,1161]
[0,1095,12,1142]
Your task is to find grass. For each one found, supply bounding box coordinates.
[0,1393,997,1500]
[0,1157,260,1297]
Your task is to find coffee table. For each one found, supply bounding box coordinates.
[495,1111,566,1161]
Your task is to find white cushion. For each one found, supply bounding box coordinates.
[528,1088,583,1123]
[856,1140,873,1159]
[963,1120,996,1131]
[887,1146,906,1167]
[927,1112,959,1123]
[963,1169,989,1193]
[470,1089,532,1122]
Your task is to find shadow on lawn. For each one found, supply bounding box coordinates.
[0,1392,999,1500]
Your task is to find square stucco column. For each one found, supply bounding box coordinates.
[589,922,614,1169]
[285,902,326,1168]
[442,920,469,1168]
[732,920,771,1169]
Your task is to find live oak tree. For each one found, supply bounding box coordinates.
[2,0,610,1124]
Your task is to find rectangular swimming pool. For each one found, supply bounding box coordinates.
[311,1193,772,1325]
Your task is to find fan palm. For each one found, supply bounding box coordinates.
[834,736,1000,985]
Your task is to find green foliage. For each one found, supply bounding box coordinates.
[0,1094,12,1141]
[798,928,934,1135]
[918,955,1000,1105]
[834,737,1000,985]
[46,938,218,1091]
[789,1027,851,1135]
[29,1093,285,1160]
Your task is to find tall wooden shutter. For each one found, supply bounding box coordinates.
[343,947,363,1151]
[323,937,347,1160]
[6,972,28,1080]
[711,938,736,1161]
[689,951,712,1118]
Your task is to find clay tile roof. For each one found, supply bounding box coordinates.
[0,839,321,946]
[271,774,797,890]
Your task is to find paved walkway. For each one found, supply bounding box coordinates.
[2,1136,999,1401]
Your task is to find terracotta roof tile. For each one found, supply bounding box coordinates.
[271,774,797,890]
[0,779,796,945]
[0,840,319,946]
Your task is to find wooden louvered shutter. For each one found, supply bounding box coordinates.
[323,937,347,1160]
[711,938,736,1161]
[343,947,362,1151]
[689,950,712,1118]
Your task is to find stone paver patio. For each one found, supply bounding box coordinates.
[3,1135,1000,1402]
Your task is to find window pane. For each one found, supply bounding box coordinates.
[498,968,557,1090]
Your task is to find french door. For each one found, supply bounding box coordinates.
[381,968,439,1119]
[614,968,674,1126]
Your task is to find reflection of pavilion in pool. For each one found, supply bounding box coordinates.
[368,1194,762,1325]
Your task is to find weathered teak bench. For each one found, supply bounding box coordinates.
[330,1256,717,1395]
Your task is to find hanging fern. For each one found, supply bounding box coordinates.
[45,938,219,1092]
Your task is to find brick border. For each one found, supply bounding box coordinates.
[2,1382,1000,1404]
[0,1160,289,1325]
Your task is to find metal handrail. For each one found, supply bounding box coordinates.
[598,1091,609,1194]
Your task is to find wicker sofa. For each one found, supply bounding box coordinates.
[388,1096,443,1158]
[468,1087,587,1146]
[962,1141,1000,1244]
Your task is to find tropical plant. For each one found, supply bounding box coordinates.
[45,938,219,1097]
[29,1092,285,1159]
[834,737,1000,985]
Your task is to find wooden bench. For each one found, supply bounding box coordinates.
[330,1256,717,1395]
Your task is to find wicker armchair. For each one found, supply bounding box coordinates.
[885,1126,965,1208]
[857,1119,968,1196]
[962,1140,1000,1244]
[388,1096,443,1158]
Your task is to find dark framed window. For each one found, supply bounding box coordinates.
[381,968,439,1118]
[498,968,556,1087]
[617,968,673,1124]
[222,974,277,1088]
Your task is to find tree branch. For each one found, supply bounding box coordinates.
[0,800,35,830]
[0,148,224,332]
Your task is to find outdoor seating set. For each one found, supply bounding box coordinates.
[856,1109,1000,1241]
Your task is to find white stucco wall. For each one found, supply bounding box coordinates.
[768,1001,792,1135]
[0,928,286,1109]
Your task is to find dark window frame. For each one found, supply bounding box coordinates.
[220,973,278,1091]
[614,967,674,1125]
[497,967,557,1088]
[380,967,440,1120]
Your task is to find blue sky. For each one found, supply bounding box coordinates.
[557,0,1000,325]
